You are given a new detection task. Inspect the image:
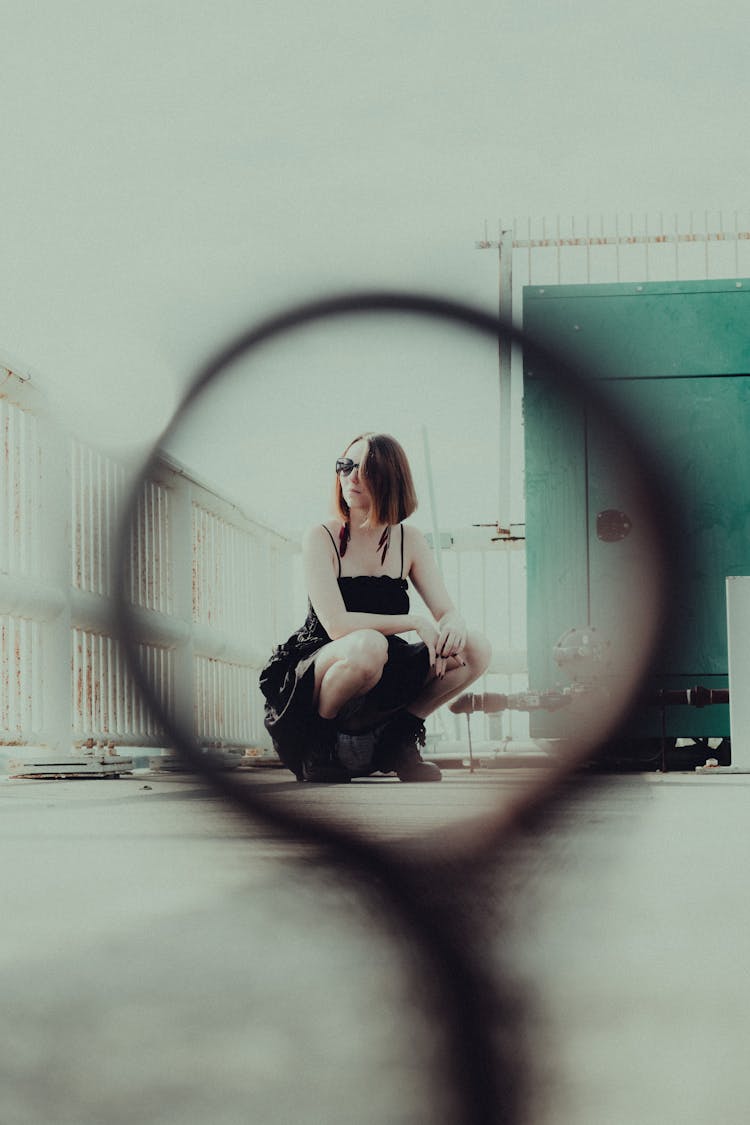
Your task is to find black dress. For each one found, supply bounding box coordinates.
[259,524,431,775]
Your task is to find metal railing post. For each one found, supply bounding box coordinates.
[498,228,513,535]
[32,415,71,757]
[164,469,194,767]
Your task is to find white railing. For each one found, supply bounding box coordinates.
[479,210,750,300]
[71,453,298,760]
[0,372,67,760]
[0,614,43,739]
[0,391,41,578]
[0,356,530,769]
[0,364,298,770]
[419,531,529,746]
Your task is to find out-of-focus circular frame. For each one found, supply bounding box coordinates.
[113,291,675,1125]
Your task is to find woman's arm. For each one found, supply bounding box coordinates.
[302,525,434,645]
[406,526,468,657]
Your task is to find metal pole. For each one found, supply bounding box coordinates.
[421,426,444,577]
[498,228,513,534]
[465,713,475,774]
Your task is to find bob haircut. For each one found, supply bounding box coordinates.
[334,432,418,527]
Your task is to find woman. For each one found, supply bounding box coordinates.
[259,432,492,782]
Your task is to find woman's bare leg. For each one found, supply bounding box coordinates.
[407,631,492,720]
[311,629,388,719]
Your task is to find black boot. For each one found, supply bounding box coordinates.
[299,717,351,784]
[376,711,442,782]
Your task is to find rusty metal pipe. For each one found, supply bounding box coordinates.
[451,684,730,717]
[646,685,729,708]
[449,689,571,714]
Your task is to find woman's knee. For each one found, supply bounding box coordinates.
[463,631,492,676]
[320,631,388,692]
[345,629,388,675]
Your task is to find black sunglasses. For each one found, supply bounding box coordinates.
[335,458,360,477]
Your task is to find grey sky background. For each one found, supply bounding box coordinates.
[1,1,748,535]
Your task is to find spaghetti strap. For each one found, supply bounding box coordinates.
[321,524,342,577]
[400,524,405,579]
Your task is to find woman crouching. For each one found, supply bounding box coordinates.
[259,432,492,782]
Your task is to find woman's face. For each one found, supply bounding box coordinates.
[339,438,371,514]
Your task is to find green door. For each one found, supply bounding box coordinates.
[524,279,750,740]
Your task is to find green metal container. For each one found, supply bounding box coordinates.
[523,278,750,742]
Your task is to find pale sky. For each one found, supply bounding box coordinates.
[1,0,748,535]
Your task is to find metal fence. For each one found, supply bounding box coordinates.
[479,210,750,295]
[0,358,532,770]
[0,365,299,771]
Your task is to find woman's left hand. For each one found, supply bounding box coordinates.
[436,610,468,660]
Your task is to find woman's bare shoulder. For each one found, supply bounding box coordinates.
[302,522,339,551]
[402,522,429,549]
[401,522,431,571]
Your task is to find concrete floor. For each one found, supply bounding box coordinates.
[1,765,749,1125]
